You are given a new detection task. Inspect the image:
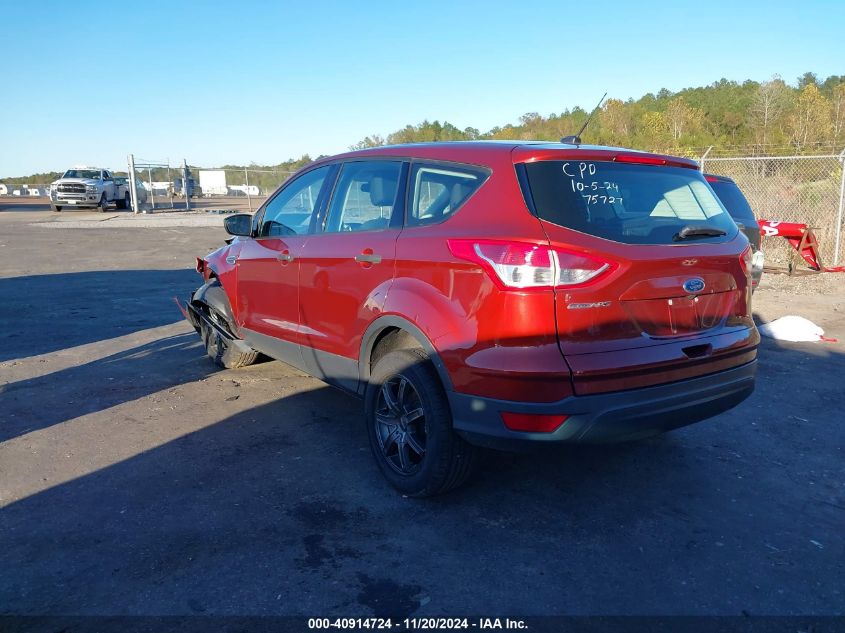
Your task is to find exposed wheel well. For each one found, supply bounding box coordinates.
[369,327,423,372]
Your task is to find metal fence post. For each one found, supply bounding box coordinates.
[147,167,154,213]
[835,148,845,266]
[699,145,713,173]
[127,154,139,214]
[183,159,191,211]
[244,167,252,212]
[167,160,174,209]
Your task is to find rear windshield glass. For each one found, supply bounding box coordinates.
[523,161,737,244]
[708,180,756,225]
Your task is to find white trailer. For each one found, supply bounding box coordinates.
[229,184,260,197]
[199,170,227,196]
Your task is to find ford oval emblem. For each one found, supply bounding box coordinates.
[683,278,705,294]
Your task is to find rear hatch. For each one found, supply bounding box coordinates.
[517,150,758,395]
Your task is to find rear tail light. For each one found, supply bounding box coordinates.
[556,250,611,285]
[447,239,614,290]
[501,412,569,433]
[741,246,752,277]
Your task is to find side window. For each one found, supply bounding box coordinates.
[324,161,403,233]
[259,166,331,237]
[409,163,488,226]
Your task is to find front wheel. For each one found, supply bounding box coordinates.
[98,194,109,212]
[200,318,258,369]
[365,349,477,497]
[51,205,61,212]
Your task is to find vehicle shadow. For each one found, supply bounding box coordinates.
[1,329,843,616]
[0,332,214,443]
[0,269,197,363]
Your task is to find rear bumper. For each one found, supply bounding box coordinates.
[448,360,756,448]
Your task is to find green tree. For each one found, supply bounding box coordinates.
[748,75,790,150]
[830,83,845,148]
[350,135,385,150]
[665,97,704,145]
[789,83,832,151]
[798,71,819,88]
[639,111,670,147]
[600,98,633,142]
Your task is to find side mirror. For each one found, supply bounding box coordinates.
[224,213,253,237]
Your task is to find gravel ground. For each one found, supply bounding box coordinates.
[1,203,843,618]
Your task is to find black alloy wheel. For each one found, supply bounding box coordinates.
[365,348,477,496]
[374,374,428,475]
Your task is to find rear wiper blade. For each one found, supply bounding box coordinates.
[673,225,727,241]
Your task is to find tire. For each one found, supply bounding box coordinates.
[51,205,61,212]
[200,317,258,369]
[117,192,130,209]
[365,348,477,497]
[98,194,108,212]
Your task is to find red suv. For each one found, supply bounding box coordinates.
[185,142,759,496]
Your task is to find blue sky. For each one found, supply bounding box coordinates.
[1,0,843,177]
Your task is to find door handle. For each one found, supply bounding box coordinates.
[277,250,294,264]
[354,250,382,265]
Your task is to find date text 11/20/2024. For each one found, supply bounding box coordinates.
[307,618,528,630]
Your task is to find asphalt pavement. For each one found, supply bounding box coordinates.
[1,201,843,617]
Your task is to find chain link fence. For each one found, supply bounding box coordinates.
[14,148,841,268]
[700,151,845,267]
[187,167,294,212]
[123,156,296,213]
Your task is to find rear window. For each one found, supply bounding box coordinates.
[523,161,737,244]
[708,180,757,226]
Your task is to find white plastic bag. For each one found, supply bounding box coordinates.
[758,316,826,342]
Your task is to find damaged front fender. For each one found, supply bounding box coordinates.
[192,279,238,331]
[183,278,254,357]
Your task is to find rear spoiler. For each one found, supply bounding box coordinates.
[512,147,699,170]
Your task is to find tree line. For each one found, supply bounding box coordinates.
[5,72,843,184]
[351,72,845,157]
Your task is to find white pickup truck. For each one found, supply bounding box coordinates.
[49,167,131,212]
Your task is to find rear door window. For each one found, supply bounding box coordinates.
[409,163,489,226]
[523,161,737,244]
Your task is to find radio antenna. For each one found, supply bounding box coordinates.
[561,92,607,145]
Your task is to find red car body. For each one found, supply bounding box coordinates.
[188,141,758,493]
